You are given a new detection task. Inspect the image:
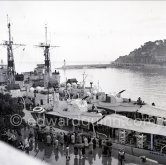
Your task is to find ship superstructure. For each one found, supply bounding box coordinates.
[24,25,60,110]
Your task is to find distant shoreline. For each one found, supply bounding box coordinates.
[57,62,166,70]
[110,62,166,69]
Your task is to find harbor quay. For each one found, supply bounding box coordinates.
[0,108,161,165]
[0,103,162,165]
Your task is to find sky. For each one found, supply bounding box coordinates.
[0,1,166,73]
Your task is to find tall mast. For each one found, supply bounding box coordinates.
[45,24,47,45]
[0,17,25,85]
[7,20,15,84]
[44,24,51,89]
[35,25,59,89]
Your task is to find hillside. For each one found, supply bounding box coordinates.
[115,40,166,65]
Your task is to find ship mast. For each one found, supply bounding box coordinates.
[0,16,25,85]
[35,25,59,89]
[44,24,51,89]
[7,21,15,84]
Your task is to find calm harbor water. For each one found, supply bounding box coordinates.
[59,67,166,108]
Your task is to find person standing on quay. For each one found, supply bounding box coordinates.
[74,144,79,158]
[89,138,93,154]
[52,134,56,146]
[66,145,70,161]
[71,134,75,144]
[46,134,51,146]
[55,138,59,149]
[82,145,86,158]
[24,138,30,154]
[118,149,125,165]
[84,136,88,147]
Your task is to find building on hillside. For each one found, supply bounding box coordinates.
[155,56,166,64]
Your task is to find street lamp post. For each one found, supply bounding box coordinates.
[90,82,93,88]
[82,72,87,96]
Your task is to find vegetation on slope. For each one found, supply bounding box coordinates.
[115,40,166,65]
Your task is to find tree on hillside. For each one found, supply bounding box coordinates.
[115,39,166,65]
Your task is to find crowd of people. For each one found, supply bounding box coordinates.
[0,127,34,154]
[35,128,113,159]
[0,125,126,164]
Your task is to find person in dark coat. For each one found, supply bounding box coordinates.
[82,146,86,157]
[92,138,96,149]
[28,131,33,141]
[102,145,108,156]
[88,136,91,143]
[92,104,95,111]
[74,145,79,157]
[99,138,102,148]
[64,134,68,145]
[106,138,112,156]
[118,149,125,165]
